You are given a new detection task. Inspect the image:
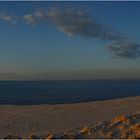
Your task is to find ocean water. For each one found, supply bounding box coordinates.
[0,80,140,105]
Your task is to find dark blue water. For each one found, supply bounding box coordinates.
[0,80,140,105]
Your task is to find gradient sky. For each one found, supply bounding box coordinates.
[0,1,140,80]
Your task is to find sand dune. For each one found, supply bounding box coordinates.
[0,96,140,138]
[48,113,140,139]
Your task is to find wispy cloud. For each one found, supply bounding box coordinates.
[23,14,36,25]
[46,8,123,41]
[0,7,140,59]
[23,10,47,25]
[22,8,123,41]
[45,8,140,59]
[107,40,140,59]
[0,11,17,24]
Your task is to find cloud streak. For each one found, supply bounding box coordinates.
[107,40,140,59]
[0,7,140,59]
[45,8,140,59]
[23,14,36,25]
[46,8,124,41]
[23,8,123,41]
[0,11,17,24]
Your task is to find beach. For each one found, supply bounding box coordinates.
[0,96,140,138]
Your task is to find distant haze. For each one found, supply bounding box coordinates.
[0,70,140,80]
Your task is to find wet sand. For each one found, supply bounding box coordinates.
[0,96,140,137]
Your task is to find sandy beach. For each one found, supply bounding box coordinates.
[0,96,140,137]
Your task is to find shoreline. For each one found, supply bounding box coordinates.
[0,95,138,106]
[0,96,140,137]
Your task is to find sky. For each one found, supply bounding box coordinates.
[0,1,140,80]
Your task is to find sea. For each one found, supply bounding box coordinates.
[0,80,140,105]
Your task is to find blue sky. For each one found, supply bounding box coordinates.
[0,1,140,80]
